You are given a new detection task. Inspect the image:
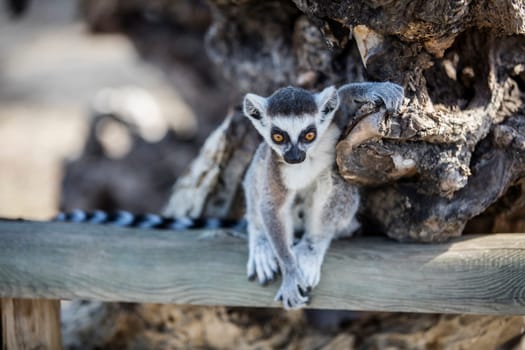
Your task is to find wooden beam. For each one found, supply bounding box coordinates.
[2,298,61,350]
[0,220,524,314]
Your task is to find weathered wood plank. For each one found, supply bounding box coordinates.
[0,220,524,314]
[2,298,62,350]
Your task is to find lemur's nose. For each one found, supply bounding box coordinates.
[284,146,306,164]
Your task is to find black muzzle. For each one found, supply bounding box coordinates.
[284,146,306,164]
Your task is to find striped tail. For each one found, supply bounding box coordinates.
[53,209,247,231]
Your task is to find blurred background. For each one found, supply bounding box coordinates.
[0,0,230,220]
[2,1,524,349]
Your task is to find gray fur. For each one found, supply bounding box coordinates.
[334,81,404,128]
[267,86,318,116]
[243,81,404,309]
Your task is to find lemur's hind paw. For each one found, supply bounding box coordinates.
[247,238,279,285]
[274,269,310,309]
[375,82,405,113]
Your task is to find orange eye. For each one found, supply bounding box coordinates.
[272,133,284,143]
[304,131,316,142]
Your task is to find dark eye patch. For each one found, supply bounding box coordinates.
[271,126,290,144]
[299,125,317,143]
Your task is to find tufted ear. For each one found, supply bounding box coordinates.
[243,93,271,138]
[243,93,267,121]
[316,86,340,123]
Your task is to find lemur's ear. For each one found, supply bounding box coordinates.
[316,86,340,123]
[243,93,267,121]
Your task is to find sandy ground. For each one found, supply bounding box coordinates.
[0,0,194,219]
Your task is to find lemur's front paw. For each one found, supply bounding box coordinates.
[274,269,310,310]
[294,242,322,290]
[374,82,405,113]
[247,238,279,285]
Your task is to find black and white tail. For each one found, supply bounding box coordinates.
[53,209,247,231]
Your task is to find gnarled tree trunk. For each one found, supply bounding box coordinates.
[166,0,525,244]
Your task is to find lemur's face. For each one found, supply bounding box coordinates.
[243,86,340,165]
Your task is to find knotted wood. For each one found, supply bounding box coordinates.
[0,220,524,315]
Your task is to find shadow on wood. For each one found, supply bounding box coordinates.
[0,220,524,315]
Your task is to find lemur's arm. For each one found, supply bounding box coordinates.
[335,82,404,127]
[259,161,309,308]
[261,199,309,308]
[260,198,295,272]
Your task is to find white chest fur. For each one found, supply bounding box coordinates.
[280,124,339,191]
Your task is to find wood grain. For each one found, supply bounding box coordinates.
[2,298,61,350]
[0,220,524,314]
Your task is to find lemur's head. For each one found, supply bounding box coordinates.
[243,86,339,164]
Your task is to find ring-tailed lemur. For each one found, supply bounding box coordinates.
[242,82,404,309]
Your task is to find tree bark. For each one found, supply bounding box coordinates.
[166,0,525,243]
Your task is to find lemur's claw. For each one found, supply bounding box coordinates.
[260,276,274,286]
[294,242,322,290]
[298,285,309,297]
[377,82,404,113]
[274,269,309,309]
[247,237,280,285]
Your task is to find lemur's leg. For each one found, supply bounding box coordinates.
[262,195,310,309]
[261,170,309,309]
[295,171,360,289]
[246,199,279,285]
[245,161,279,285]
[336,82,404,125]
